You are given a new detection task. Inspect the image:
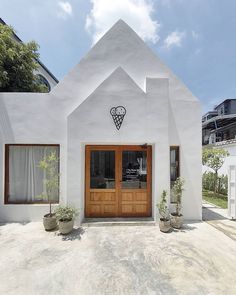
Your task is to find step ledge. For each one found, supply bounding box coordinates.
[82,218,156,227]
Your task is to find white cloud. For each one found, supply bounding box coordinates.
[57,1,72,19]
[163,30,185,49]
[85,0,160,44]
[191,30,199,41]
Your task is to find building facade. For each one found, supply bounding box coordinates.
[202,99,236,145]
[0,20,202,222]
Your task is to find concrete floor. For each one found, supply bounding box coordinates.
[203,201,236,241]
[0,222,236,295]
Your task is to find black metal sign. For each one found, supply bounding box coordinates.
[110,106,126,130]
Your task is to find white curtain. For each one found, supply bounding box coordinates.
[8,146,59,203]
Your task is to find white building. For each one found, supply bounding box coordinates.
[0,20,202,223]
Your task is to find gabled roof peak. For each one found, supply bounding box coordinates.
[113,19,130,27]
[98,66,145,93]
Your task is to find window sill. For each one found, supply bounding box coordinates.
[4,202,59,206]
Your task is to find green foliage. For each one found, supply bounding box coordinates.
[202,148,229,194]
[0,23,48,92]
[172,177,184,216]
[157,190,170,221]
[202,148,229,172]
[38,151,59,214]
[203,190,227,209]
[202,171,228,195]
[54,205,79,222]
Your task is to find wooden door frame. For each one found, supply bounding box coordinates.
[85,145,152,217]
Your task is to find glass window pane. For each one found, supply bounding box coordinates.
[90,151,115,189]
[122,151,147,189]
[170,147,180,203]
[8,145,59,203]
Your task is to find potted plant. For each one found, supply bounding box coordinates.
[54,205,78,234]
[156,190,171,232]
[171,177,185,229]
[38,151,60,231]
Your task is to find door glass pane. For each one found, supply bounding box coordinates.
[90,151,115,189]
[122,151,147,189]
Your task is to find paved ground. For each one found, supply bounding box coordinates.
[0,221,236,295]
[203,201,236,241]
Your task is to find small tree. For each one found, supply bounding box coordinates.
[0,23,48,92]
[172,177,184,216]
[157,190,170,221]
[38,151,59,216]
[202,148,229,195]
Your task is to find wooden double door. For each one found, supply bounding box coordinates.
[85,145,152,217]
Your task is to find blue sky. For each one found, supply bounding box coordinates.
[1,0,236,113]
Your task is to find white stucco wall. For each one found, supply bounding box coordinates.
[0,93,67,222]
[68,69,171,222]
[0,20,202,222]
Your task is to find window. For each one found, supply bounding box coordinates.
[170,146,180,203]
[36,74,51,92]
[90,150,115,189]
[122,151,147,189]
[5,144,59,204]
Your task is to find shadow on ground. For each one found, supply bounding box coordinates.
[0,221,31,227]
[171,224,197,233]
[57,227,86,241]
[202,207,227,221]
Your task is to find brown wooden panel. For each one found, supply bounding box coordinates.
[136,192,148,201]
[121,204,133,213]
[90,205,101,214]
[104,205,116,214]
[90,192,116,202]
[135,204,147,213]
[119,191,149,216]
[90,193,101,201]
[121,192,133,201]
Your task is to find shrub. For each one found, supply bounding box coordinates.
[54,205,79,222]
[172,177,185,216]
[202,171,228,195]
[157,190,170,221]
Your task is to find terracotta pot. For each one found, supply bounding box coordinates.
[58,219,74,234]
[159,219,171,233]
[171,214,183,229]
[43,213,57,231]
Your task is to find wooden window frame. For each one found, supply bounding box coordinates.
[4,144,60,205]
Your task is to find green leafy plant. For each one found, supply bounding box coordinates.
[202,171,228,195]
[202,148,229,195]
[172,177,185,216]
[38,151,59,216]
[157,190,170,221]
[54,205,79,222]
[0,23,48,92]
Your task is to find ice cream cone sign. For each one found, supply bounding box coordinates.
[110,106,126,130]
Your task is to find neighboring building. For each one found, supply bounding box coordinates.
[0,20,202,223]
[202,99,236,145]
[0,18,58,91]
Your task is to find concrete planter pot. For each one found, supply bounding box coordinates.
[159,219,171,232]
[43,213,57,231]
[58,219,74,234]
[171,214,183,229]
